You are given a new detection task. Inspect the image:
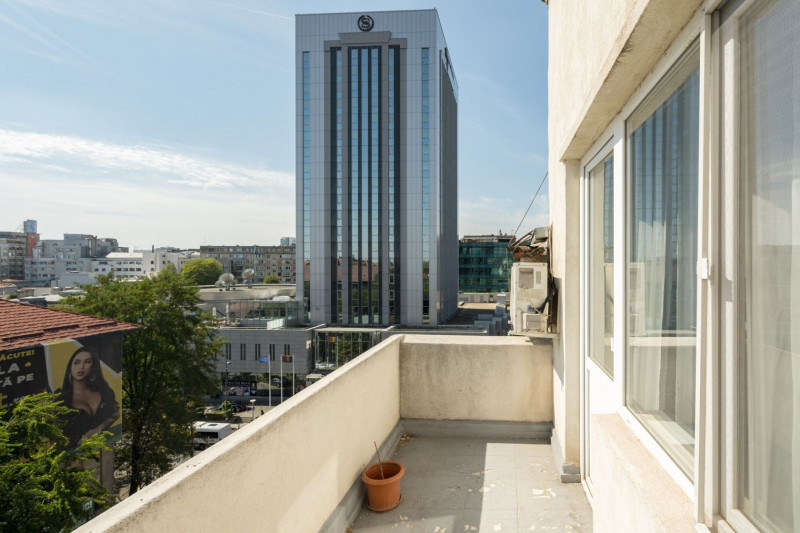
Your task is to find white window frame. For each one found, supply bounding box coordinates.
[712,0,792,531]
[577,10,710,506]
[579,133,621,500]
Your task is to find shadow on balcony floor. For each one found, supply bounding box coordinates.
[351,435,592,532]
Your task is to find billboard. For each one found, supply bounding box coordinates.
[0,334,123,448]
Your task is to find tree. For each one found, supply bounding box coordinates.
[263,275,280,284]
[0,392,111,532]
[181,258,223,286]
[61,267,222,494]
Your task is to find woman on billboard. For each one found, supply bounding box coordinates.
[57,345,119,447]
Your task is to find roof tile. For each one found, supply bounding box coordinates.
[0,299,139,351]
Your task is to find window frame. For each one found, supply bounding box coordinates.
[579,136,619,498]
[715,0,797,531]
[577,12,709,503]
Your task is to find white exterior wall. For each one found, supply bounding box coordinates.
[548,0,702,475]
[548,0,717,531]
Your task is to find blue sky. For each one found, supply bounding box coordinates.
[0,0,549,250]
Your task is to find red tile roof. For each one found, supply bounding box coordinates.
[0,299,140,351]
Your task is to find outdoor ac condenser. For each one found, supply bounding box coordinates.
[511,262,549,333]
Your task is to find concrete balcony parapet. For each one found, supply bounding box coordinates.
[400,335,553,422]
[77,334,553,533]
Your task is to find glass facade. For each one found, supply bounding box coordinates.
[388,45,399,324]
[297,12,458,327]
[345,46,383,325]
[333,48,343,323]
[302,51,311,322]
[313,330,384,369]
[421,48,431,323]
[458,238,512,293]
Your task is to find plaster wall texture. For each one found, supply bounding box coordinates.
[547,0,701,161]
[78,335,402,533]
[399,335,552,422]
[591,414,694,532]
[548,159,581,467]
[546,0,702,472]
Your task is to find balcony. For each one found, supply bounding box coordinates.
[77,335,591,533]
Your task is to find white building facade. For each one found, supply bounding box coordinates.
[547,0,800,531]
[296,10,459,327]
[94,250,191,279]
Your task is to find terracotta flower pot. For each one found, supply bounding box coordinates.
[361,460,405,512]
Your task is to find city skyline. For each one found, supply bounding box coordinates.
[0,0,549,250]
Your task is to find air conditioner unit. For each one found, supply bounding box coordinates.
[523,312,546,332]
[511,262,550,334]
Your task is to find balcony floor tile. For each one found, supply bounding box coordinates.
[352,435,592,532]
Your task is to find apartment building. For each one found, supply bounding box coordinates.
[199,245,296,284]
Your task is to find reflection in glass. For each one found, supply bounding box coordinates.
[735,0,800,529]
[589,155,614,377]
[302,51,311,322]
[422,48,430,323]
[626,43,699,478]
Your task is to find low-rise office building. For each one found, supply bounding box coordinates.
[458,233,513,295]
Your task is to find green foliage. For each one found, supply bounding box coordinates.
[60,269,222,494]
[0,393,111,532]
[262,275,280,284]
[181,258,223,286]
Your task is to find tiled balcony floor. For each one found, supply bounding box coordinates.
[352,436,592,532]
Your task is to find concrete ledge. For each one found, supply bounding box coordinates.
[402,419,553,440]
[77,336,403,533]
[591,413,694,532]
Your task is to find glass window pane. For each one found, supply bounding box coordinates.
[589,154,614,377]
[736,0,800,529]
[626,42,700,479]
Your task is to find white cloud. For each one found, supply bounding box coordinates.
[0,129,295,247]
[0,129,292,190]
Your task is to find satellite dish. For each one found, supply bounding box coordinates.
[217,273,236,290]
[242,268,255,288]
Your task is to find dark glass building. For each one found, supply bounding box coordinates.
[296,10,458,327]
[458,234,513,293]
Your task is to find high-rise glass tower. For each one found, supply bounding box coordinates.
[296,10,458,327]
